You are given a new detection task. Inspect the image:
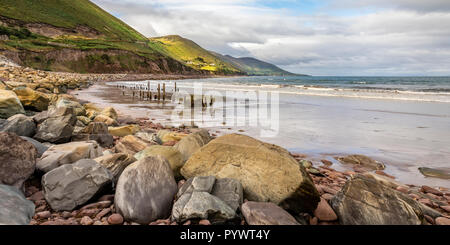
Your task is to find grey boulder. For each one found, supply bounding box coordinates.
[34,106,77,143]
[0,184,35,225]
[42,159,113,211]
[0,114,36,137]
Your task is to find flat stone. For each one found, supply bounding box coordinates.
[241,201,300,225]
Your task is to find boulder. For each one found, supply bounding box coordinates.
[34,106,77,143]
[174,129,212,162]
[94,153,136,184]
[135,131,162,145]
[94,114,118,126]
[330,175,424,225]
[336,155,385,170]
[314,197,338,221]
[72,122,114,147]
[20,136,48,158]
[0,114,36,137]
[172,176,242,223]
[0,89,25,119]
[418,167,450,179]
[76,116,91,126]
[108,125,140,137]
[37,140,103,173]
[13,87,50,111]
[114,135,153,155]
[42,159,113,211]
[115,156,177,224]
[157,130,188,144]
[0,184,35,225]
[0,132,37,188]
[101,107,118,120]
[134,145,184,178]
[56,98,85,116]
[181,134,320,213]
[241,201,300,225]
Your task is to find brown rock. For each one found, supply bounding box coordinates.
[309,216,318,225]
[419,198,434,207]
[396,186,410,194]
[424,215,435,225]
[76,209,100,218]
[420,186,443,196]
[36,211,51,219]
[199,220,211,225]
[314,198,338,221]
[28,191,45,202]
[241,201,300,225]
[95,208,111,220]
[80,216,94,225]
[107,214,123,225]
[435,217,450,225]
[321,193,334,201]
[440,206,450,213]
[80,201,112,210]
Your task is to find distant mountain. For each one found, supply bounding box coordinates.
[149,35,242,75]
[212,52,300,76]
[0,0,197,74]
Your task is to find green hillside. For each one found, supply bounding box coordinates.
[0,0,196,74]
[149,35,242,75]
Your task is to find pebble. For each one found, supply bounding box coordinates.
[93,221,103,225]
[418,198,434,207]
[199,220,211,225]
[80,216,94,225]
[396,186,410,194]
[76,208,100,218]
[95,208,111,220]
[28,191,45,202]
[435,217,450,225]
[314,198,338,221]
[424,215,435,225]
[183,220,191,225]
[409,193,420,200]
[80,201,112,210]
[420,186,443,196]
[62,211,72,219]
[36,211,51,219]
[440,206,450,213]
[107,214,124,225]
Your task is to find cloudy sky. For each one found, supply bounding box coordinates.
[91,0,450,76]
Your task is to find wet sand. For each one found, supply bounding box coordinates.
[72,81,450,188]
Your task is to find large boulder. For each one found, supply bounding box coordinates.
[241,201,300,225]
[34,106,77,143]
[115,156,177,224]
[330,175,425,225]
[42,159,113,211]
[56,98,85,116]
[157,130,188,144]
[335,155,385,170]
[13,87,50,112]
[108,125,140,137]
[135,131,162,145]
[418,167,450,179]
[172,176,242,223]
[0,114,36,137]
[134,145,184,178]
[94,153,136,184]
[37,140,103,173]
[0,89,25,119]
[94,114,118,126]
[181,134,320,213]
[72,122,114,147]
[0,184,35,225]
[100,107,118,120]
[174,129,212,162]
[0,132,37,188]
[114,135,153,155]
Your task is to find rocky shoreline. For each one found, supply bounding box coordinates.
[0,57,449,226]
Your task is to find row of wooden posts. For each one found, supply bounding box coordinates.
[114,81,178,102]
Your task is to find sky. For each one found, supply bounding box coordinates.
[91,0,450,76]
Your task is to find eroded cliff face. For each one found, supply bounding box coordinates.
[1,49,203,74]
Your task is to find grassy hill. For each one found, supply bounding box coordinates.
[149,35,242,75]
[0,0,197,74]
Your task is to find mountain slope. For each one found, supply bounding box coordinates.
[149,35,242,75]
[0,0,198,74]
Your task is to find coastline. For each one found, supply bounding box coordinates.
[1,61,449,226]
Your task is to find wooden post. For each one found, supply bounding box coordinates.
[157,83,161,101]
[163,83,166,101]
[190,94,194,108]
[147,81,150,100]
[174,82,177,92]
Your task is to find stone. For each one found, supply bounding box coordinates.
[114,135,152,155]
[94,153,136,184]
[13,87,50,111]
[107,213,124,225]
[115,156,177,224]
[435,217,450,225]
[108,125,140,137]
[135,131,162,145]
[418,167,450,179]
[28,191,45,202]
[101,107,118,120]
[362,172,408,190]
[0,132,37,188]
[72,122,114,147]
[56,98,85,116]
[76,116,91,125]
[181,134,320,213]
[80,216,94,225]
[441,206,450,212]
[0,89,25,119]
[240,201,300,225]
[134,145,184,178]
[172,191,236,223]
[199,220,211,225]
[174,129,212,162]
[37,140,103,173]
[0,184,35,225]
[157,130,188,144]
[314,197,338,221]
[330,175,424,225]
[34,106,77,143]
[94,114,118,126]
[420,185,443,196]
[42,159,113,211]
[211,178,244,211]
[20,136,48,158]
[336,155,385,170]
[1,114,36,137]
[177,176,216,198]
[36,210,51,219]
